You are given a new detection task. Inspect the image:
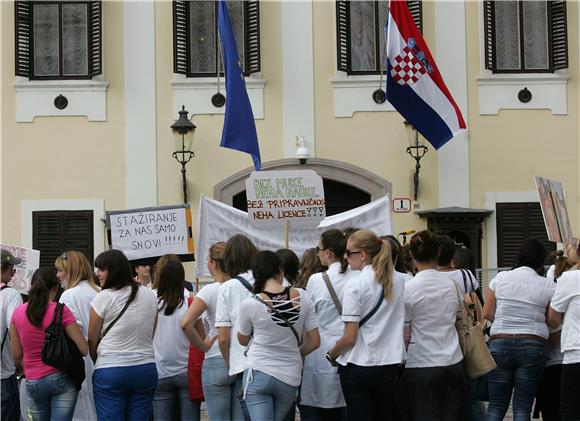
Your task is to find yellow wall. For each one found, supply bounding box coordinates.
[465,1,579,232]
[1,2,127,245]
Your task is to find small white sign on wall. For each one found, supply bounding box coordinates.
[393,197,412,213]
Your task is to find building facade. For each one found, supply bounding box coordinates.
[1,0,578,274]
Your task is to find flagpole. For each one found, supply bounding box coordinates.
[211,30,226,107]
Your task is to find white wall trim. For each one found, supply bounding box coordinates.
[282,1,315,159]
[484,191,538,268]
[124,2,157,208]
[331,73,396,117]
[476,2,568,115]
[15,78,108,122]
[171,75,265,119]
[21,199,106,257]
[435,1,470,208]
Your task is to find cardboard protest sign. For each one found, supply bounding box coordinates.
[550,180,574,247]
[535,176,562,243]
[106,205,195,261]
[0,244,40,294]
[195,194,393,277]
[245,170,325,227]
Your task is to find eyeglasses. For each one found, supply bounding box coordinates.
[345,250,362,257]
[316,246,328,253]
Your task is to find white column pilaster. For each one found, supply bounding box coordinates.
[124,1,157,207]
[435,1,470,207]
[281,1,315,159]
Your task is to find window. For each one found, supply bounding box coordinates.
[496,202,555,267]
[15,1,102,80]
[173,0,260,77]
[483,0,568,73]
[32,210,94,268]
[336,0,422,75]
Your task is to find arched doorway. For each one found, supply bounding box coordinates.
[214,158,391,215]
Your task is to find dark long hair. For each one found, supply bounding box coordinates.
[295,248,327,288]
[276,249,299,285]
[252,251,283,294]
[225,234,258,277]
[26,268,59,327]
[94,250,138,303]
[157,260,185,316]
[382,235,406,273]
[321,229,348,273]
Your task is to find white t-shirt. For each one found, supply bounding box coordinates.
[91,285,157,370]
[301,262,358,408]
[489,266,555,339]
[215,271,255,375]
[154,300,190,378]
[238,289,317,387]
[195,282,221,359]
[397,270,413,283]
[338,265,406,367]
[443,269,480,296]
[550,270,580,364]
[60,281,99,337]
[1,286,23,379]
[404,269,463,368]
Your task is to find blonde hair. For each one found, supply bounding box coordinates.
[54,250,99,291]
[349,229,394,300]
[153,254,181,290]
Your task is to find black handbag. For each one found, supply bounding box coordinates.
[41,303,86,391]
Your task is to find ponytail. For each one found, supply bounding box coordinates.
[349,230,394,301]
[27,268,59,327]
[320,229,348,273]
[553,250,571,280]
[372,240,394,301]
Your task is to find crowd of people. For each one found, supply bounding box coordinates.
[1,226,579,421]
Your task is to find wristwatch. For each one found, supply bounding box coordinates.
[326,352,337,367]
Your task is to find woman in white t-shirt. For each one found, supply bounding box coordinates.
[56,250,100,421]
[548,240,580,421]
[238,250,320,421]
[181,242,231,421]
[400,230,467,421]
[299,228,358,420]
[327,229,406,421]
[482,239,555,421]
[153,260,200,421]
[215,234,258,421]
[88,249,158,421]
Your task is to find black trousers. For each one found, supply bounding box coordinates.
[534,364,562,421]
[561,362,580,421]
[338,363,402,421]
[399,362,468,421]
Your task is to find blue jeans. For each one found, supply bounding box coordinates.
[1,375,20,421]
[25,371,78,421]
[485,338,547,421]
[243,370,297,421]
[92,363,158,421]
[153,372,200,421]
[202,356,243,421]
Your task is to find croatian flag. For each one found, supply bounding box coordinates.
[386,0,466,150]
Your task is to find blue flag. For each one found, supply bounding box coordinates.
[217,0,261,170]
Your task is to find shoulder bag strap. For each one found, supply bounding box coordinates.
[322,271,342,315]
[359,287,385,328]
[99,292,134,344]
[467,270,477,292]
[460,269,468,293]
[235,276,253,293]
[256,295,301,346]
[1,285,10,351]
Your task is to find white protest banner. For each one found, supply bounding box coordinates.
[0,244,40,294]
[245,170,325,227]
[106,205,194,261]
[195,194,392,277]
